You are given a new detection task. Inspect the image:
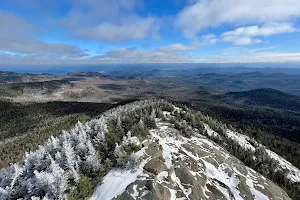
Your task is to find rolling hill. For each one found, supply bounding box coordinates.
[224,88,300,112]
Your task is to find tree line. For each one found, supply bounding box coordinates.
[0,99,174,200]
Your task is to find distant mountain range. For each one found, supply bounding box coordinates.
[1,69,300,199]
[224,88,300,111]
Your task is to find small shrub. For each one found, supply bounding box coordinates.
[68,175,94,200]
[123,143,142,154]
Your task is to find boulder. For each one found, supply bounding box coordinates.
[144,157,167,174]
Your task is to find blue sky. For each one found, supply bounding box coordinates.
[0,0,300,64]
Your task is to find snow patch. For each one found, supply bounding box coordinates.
[202,161,244,200]
[266,149,300,182]
[90,169,139,200]
[157,171,168,182]
[225,130,255,151]
[90,149,149,200]
[130,184,139,199]
[246,178,269,200]
[203,123,219,137]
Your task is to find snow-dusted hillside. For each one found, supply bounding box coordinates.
[0,100,299,200]
[223,130,300,184]
[91,119,292,200]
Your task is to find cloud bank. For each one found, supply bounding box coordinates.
[0,0,300,64]
[176,0,300,38]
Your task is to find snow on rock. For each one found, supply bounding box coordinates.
[223,125,300,184]
[150,123,181,169]
[90,170,140,200]
[130,185,139,199]
[203,123,219,138]
[90,149,150,200]
[266,149,300,182]
[202,161,244,200]
[163,111,171,117]
[148,122,290,200]
[246,177,269,200]
[225,130,256,151]
[173,106,182,112]
[91,111,292,200]
[157,171,168,182]
[3,100,294,200]
[146,122,290,200]
[204,121,299,186]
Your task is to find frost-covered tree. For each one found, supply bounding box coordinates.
[0,99,190,200]
[10,164,23,189]
[113,143,127,167]
[48,156,69,198]
[115,116,125,138]
[0,187,9,200]
[84,140,103,174]
[62,139,79,183]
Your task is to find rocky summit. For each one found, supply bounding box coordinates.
[91,106,297,200]
[1,100,299,200]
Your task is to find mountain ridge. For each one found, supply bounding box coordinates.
[1,100,299,200]
[224,88,300,111]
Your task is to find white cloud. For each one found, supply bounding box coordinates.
[176,0,300,38]
[0,11,37,38]
[208,46,300,62]
[53,0,159,43]
[1,0,300,64]
[92,47,194,63]
[220,46,275,56]
[222,23,296,45]
[77,17,158,43]
[158,43,199,52]
[2,45,300,64]
[60,0,142,26]
[248,46,277,53]
[225,37,262,46]
[206,52,300,63]
[0,11,86,59]
[201,34,218,44]
[222,23,296,38]
[0,39,87,58]
[0,47,195,64]
[158,34,218,52]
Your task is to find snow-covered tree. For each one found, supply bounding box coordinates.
[0,187,9,200]
[62,140,79,183]
[49,156,69,198]
[84,140,103,173]
[0,99,179,200]
[10,164,23,188]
